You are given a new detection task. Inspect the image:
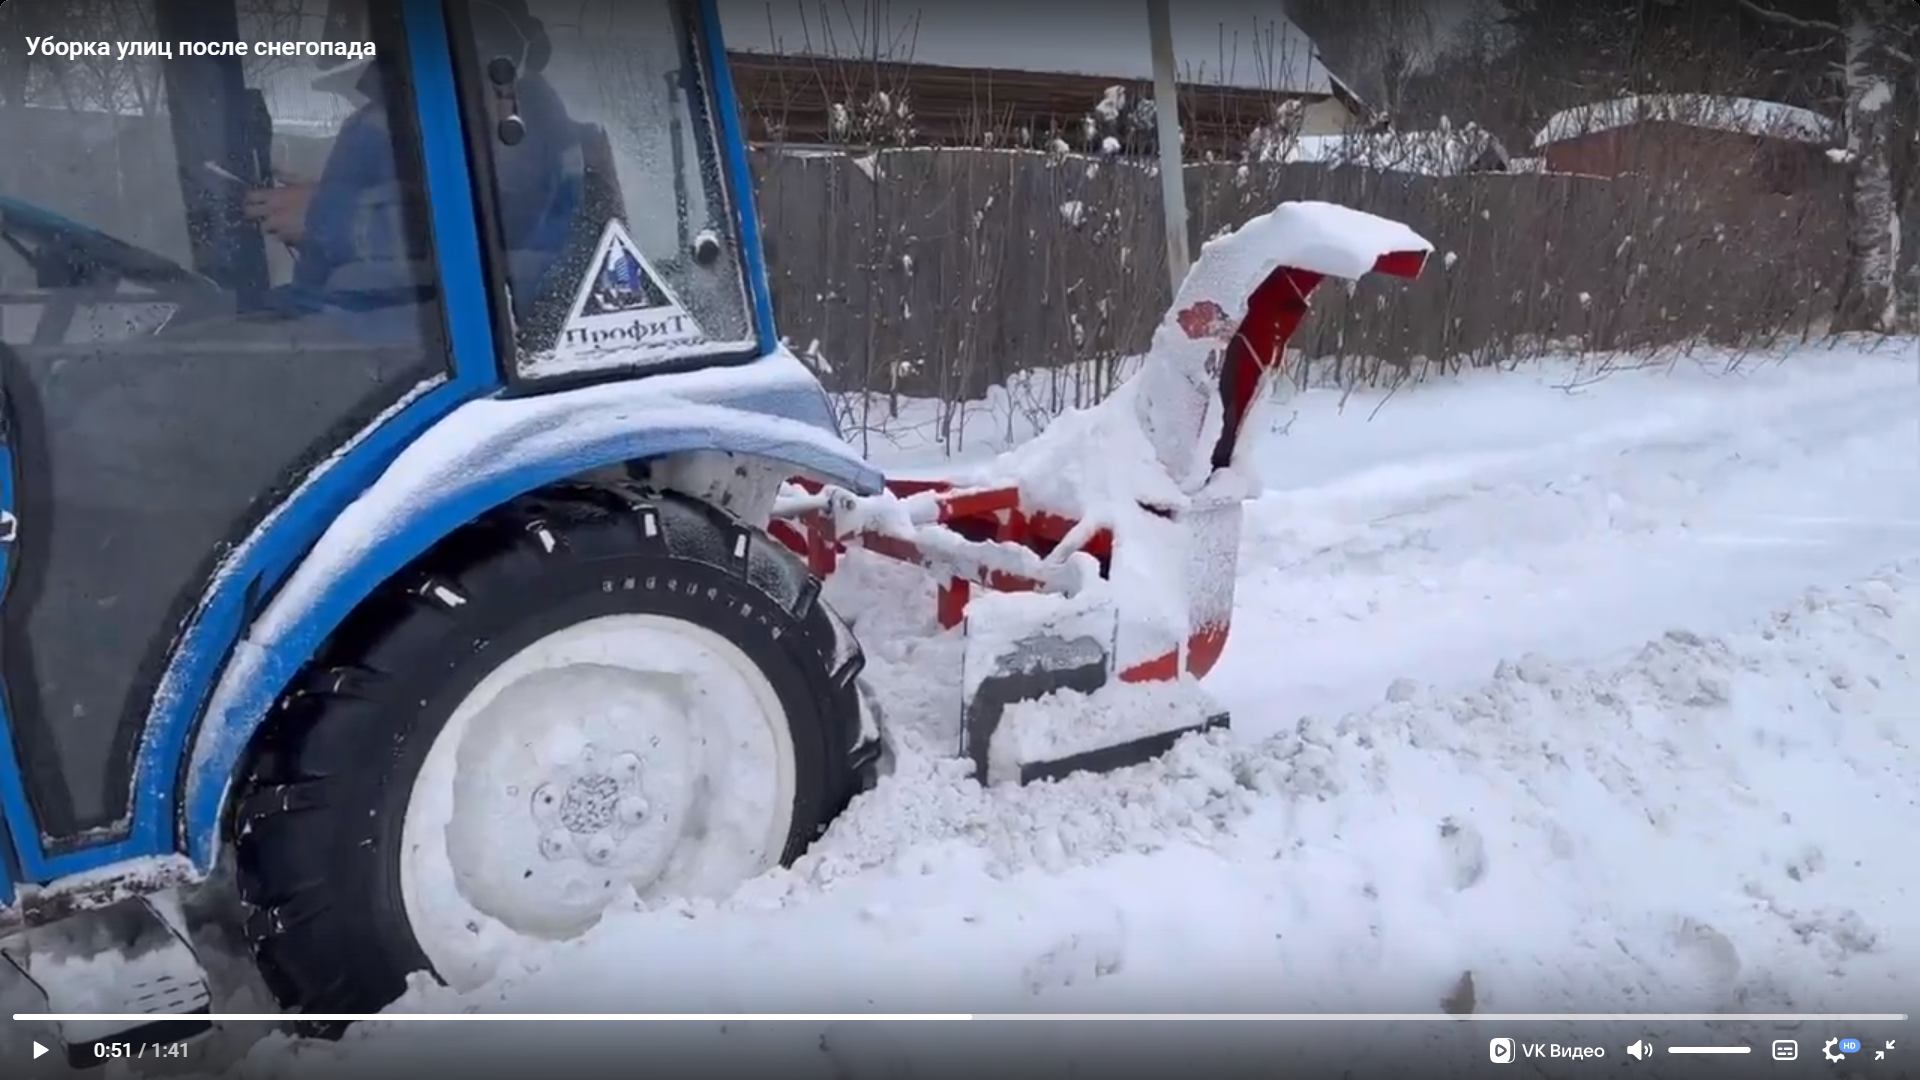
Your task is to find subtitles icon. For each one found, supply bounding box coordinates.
[1773,1040,1797,1061]
[1489,1038,1515,1064]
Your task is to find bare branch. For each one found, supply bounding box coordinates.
[1736,0,1843,36]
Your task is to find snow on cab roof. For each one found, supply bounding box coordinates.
[715,0,1335,95]
[1532,94,1837,149]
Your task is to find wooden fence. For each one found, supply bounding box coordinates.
[751,147,1846,403]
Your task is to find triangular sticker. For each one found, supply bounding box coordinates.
[555,219,707,358]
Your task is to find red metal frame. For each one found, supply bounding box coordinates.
[771,249,1427,685]
[772,475,1107,633]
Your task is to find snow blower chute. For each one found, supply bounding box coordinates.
[776,202,1430,784]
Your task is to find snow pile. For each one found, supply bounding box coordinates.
[1532,94,1837,148]
[827,562,1919,949]
[955,376,1186,519]
[222,551,1918,1076]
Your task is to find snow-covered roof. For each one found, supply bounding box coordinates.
[1276,129,1509,176]
[1532,94,1837,149]
[716,0,1335,94]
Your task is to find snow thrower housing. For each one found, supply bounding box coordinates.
[772,206,1428,784]
[0,0,1425,1062]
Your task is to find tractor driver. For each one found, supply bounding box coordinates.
[243,0,584,318]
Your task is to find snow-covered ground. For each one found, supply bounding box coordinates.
[20,341,1920,1077]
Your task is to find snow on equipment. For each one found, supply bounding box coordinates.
[0,0,1425,1063]
[777,204,1429,783]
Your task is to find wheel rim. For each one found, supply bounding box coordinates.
[397,613,797,990]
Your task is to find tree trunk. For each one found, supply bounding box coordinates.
[1902,34,1920,329]
[1834,0,1901,334]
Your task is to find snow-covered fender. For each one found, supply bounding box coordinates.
[179,350,884,868]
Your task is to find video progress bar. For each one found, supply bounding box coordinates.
[11,1006,1904,1014]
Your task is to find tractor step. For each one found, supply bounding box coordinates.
[3,894,214,1067]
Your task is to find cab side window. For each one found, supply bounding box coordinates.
[0,0,453,836]
[462,0,758,378]
[0,1,444,348]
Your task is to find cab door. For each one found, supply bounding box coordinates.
[0,0,456,856]
[446,0,766,385]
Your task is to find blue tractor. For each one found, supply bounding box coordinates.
[0,0,1431,1062]
[0,0,905,1060]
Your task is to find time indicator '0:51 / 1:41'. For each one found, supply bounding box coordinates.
[90,1040,193,1060]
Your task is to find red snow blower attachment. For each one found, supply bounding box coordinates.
[774,202,1430,785]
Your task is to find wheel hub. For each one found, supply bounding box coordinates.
[531,749,651,866]
[397,615,801,993]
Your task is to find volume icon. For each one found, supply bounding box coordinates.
[1627,1039,1652,1060]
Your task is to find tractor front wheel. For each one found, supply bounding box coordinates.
[231,485,875,1017]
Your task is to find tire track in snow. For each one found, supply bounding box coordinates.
[1243,364,1919,581]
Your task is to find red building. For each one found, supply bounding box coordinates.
[1531,94,1839,195]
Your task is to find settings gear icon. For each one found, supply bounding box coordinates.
[1824,1038,1846,1063]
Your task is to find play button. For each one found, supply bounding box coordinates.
[31,1042,47,1060]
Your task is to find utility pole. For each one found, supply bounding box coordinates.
[1146,0,1190,294]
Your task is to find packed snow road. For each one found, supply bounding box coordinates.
[21,344,1920,1077]
[1224,342,1920,729]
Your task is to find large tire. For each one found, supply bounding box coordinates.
[231,483,876,1018]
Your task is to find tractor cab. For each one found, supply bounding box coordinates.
[0,0,766,857]
[0,0,878,1054]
